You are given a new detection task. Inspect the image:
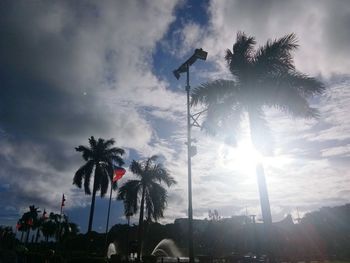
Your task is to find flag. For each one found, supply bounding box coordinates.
[61,194,66,207]
[27,218,33,226]
[16,223,21,230]
[113,167,126,182]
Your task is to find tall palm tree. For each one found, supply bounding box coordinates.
[74,136,124,233]
[117,155,176,261]
[191,32,324,224]
[18,205,40,244]
[41,212,59,242]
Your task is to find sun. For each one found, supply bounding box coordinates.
[218,137,294,179]
[218,139,264,175]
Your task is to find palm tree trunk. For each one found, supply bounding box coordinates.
[137,185,146,262]
[88,168,98,233]
[247,111,273,225]
[256,163,272,224]
[25,229,30,244]
[35,227,40,243]
[127,215,130,257]
[248,111,274,261]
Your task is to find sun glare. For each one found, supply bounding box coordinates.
[218,139,264,175]
[218,137,294,181]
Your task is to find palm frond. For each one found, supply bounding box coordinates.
[149,164,176,187]
[270,87,320,118]
[103,138,115,149]
[106,147,125,157]
[102,155,124,167]
[278,71,325,97]
[226,31,256,77]
[130,160,143,178]
[144,155,158,172]
[145,182,167,221]
[191,79,237,107]
[75,146,93,161]
[88,136,97,151]
[201,94,244,140]
[261,72,323,118]
[254,33,298,74]
[117,180,141,215]
[73,160,94,194]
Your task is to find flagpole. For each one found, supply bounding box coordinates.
[105,182,115,247]
[60,194,65,243]
[60,194,65,216]
[105,167,126,248]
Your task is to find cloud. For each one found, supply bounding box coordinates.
[164,0,350,222]
[0,0,183,222]
[2,0,350,230]
[178,0,350,78]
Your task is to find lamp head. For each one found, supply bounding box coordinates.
[194,48,207,60]
[173,69,181,80]
[173,48,208,80]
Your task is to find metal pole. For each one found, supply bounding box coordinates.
[186,63,194,263]
[105,184,113,247]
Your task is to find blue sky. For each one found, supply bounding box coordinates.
[1,0,350,233]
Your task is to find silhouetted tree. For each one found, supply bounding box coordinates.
[117,155,176,260]
[41,212,59,242]
[0,225,16,249]
[191,32,325,224]
[17,205,40,244]
[74,136,124,233]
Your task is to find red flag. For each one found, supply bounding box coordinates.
[113,167,126,182]
[61,194,66,207]
[16,223,21,230]
[27,218,33,226]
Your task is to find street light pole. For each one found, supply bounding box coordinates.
[185,63,194,263]
[173,49,207,263]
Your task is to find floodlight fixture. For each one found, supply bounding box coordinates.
[194,48,208,60]
[173,48,208,80]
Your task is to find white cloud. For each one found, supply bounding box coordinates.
[179,0,350,78]
[163,0,350,223]
[321,145,350,158]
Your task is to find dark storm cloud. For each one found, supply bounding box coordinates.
[0,68,110,139]
[0,0,181,225]
[323,1,350,56]
[0,1,113,139]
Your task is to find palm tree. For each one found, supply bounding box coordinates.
[191,32,324,224]
[117,155,176,260]
[16,219,27,242]
[125,211,134,256]
[18,205,40,244]
[41,212,59,242]
[74,136,124,233]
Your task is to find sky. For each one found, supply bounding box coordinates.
[1,0,350,233]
